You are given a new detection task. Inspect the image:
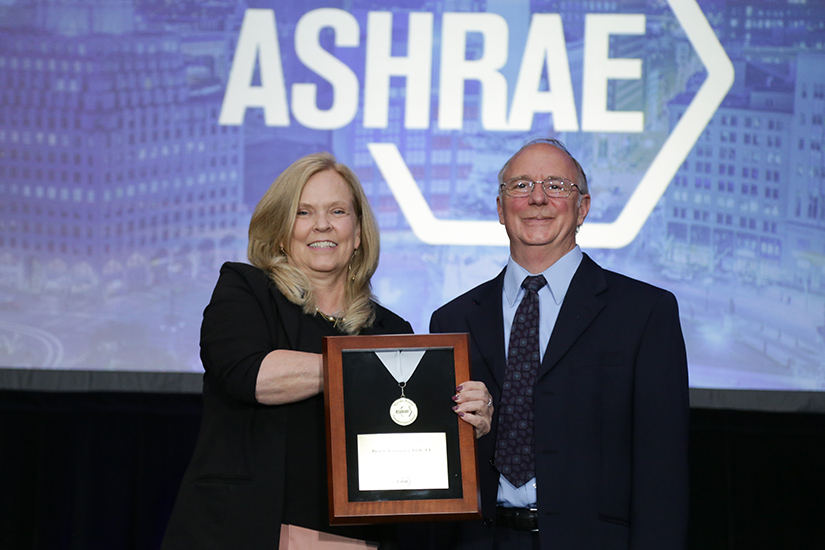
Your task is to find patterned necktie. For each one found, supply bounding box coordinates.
[494,274,546,488]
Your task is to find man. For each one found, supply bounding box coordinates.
[429,139,689,549]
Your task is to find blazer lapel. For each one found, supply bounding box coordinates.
[465,269,508,389]
[539,254,607,378]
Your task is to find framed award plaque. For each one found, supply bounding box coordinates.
[322,333,481,525]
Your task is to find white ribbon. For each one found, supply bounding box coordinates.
[374,349,426,384]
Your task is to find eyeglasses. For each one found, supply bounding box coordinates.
[500,177,581,198]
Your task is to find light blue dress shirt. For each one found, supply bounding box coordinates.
[497,246,583,508]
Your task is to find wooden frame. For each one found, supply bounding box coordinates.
[323,333,480,524]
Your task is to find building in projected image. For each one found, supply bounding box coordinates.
[788,52,825,295]
[665,31,824,294]
[0,7,244,291]
[666,60,791,285]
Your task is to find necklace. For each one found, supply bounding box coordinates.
[315,308,344,327]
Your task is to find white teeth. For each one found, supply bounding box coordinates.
[309,241,336,248]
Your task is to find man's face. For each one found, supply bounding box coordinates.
[496,143,590,266]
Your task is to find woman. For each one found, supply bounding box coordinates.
[162,153,492,550]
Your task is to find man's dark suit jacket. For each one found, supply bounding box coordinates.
[429,253,689,550]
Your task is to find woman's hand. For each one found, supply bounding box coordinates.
[452,380,493,438]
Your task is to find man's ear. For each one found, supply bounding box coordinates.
[577,194,591,227]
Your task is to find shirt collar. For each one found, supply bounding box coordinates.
[504,246,583,307]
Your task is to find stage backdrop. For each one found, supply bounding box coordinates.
[1,0,824,403]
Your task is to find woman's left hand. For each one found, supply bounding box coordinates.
[452,381,493,439]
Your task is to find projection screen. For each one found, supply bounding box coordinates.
[1,0,824,410]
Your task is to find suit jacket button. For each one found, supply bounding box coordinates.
[483,517,493,528]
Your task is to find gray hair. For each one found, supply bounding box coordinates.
[497,138,589,196]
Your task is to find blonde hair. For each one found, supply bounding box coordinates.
[247,152,380,334]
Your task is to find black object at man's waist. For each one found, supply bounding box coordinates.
[495,506,539,532]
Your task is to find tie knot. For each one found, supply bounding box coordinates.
[522,275,546,293]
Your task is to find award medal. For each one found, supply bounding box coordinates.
[390,383,418,426]
[375,349,426,427]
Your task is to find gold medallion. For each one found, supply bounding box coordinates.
[390,397,418,426]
